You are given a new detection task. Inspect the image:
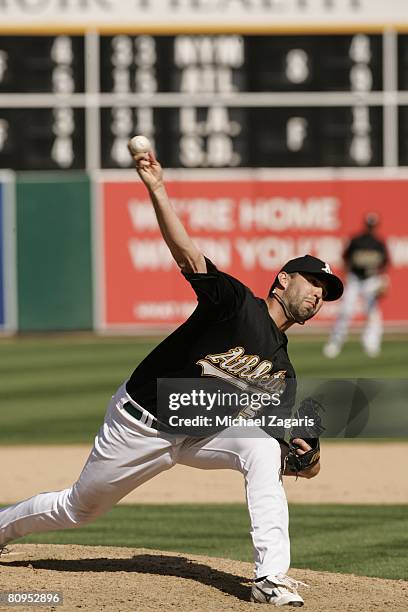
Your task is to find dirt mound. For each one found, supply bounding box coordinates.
[0,545,406,611]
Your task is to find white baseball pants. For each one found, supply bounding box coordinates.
[328,272,384,355]
[0,383,290,578]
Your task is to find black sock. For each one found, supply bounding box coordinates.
[255,576,268,583]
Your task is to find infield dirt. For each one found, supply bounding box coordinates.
[1,544,407,612]
[1,442,407,504]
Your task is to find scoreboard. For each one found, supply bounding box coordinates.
[0,31,407,170]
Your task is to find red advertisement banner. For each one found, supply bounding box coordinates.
[99,177,408,330]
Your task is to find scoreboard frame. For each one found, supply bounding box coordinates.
[1,0,408,35]
[0,18,408,171]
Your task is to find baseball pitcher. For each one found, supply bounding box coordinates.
[0,147,344,607]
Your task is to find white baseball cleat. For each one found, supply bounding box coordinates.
[364,346,380,358]
[251,574,307,607]
[323,342,341,359]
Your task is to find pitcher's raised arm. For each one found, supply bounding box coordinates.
[129,145,206,274]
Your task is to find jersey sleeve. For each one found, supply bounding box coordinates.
[182,257,247,319]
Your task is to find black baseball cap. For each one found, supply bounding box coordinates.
[270,254,344,302]
[365,212,380,227]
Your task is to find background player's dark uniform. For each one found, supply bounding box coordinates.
[324,214,389,358]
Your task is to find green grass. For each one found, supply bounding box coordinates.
[0,334,407,444]
[13,503,408,580]
[289,335,408,377]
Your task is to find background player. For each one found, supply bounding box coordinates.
[0,148,343,607]
[324,213,389,358]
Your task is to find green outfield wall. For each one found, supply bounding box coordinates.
[16,174,93,331]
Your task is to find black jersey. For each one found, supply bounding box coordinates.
[344,233,388,280]
[126,259,296,420]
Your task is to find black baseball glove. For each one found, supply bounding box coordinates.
[286,438,320,475]
[286,396,325,476]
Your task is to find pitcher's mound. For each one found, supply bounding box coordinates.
[0,544,406,611]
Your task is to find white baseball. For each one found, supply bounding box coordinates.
[129,135,152,154]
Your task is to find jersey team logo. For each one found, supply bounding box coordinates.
[197,346,287,395]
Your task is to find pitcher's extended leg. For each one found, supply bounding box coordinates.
[0,385,179,545]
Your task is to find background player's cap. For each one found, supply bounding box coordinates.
[365,212,380,227]
[271,254,344,302]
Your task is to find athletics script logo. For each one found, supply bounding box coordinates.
[197,347,288,419]
[197,346,287,395]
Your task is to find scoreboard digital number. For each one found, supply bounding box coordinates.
[0,32,407,170]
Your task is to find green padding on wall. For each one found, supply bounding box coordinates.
[17,174,93,331]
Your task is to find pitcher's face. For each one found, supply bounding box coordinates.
[283,273,326,322]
